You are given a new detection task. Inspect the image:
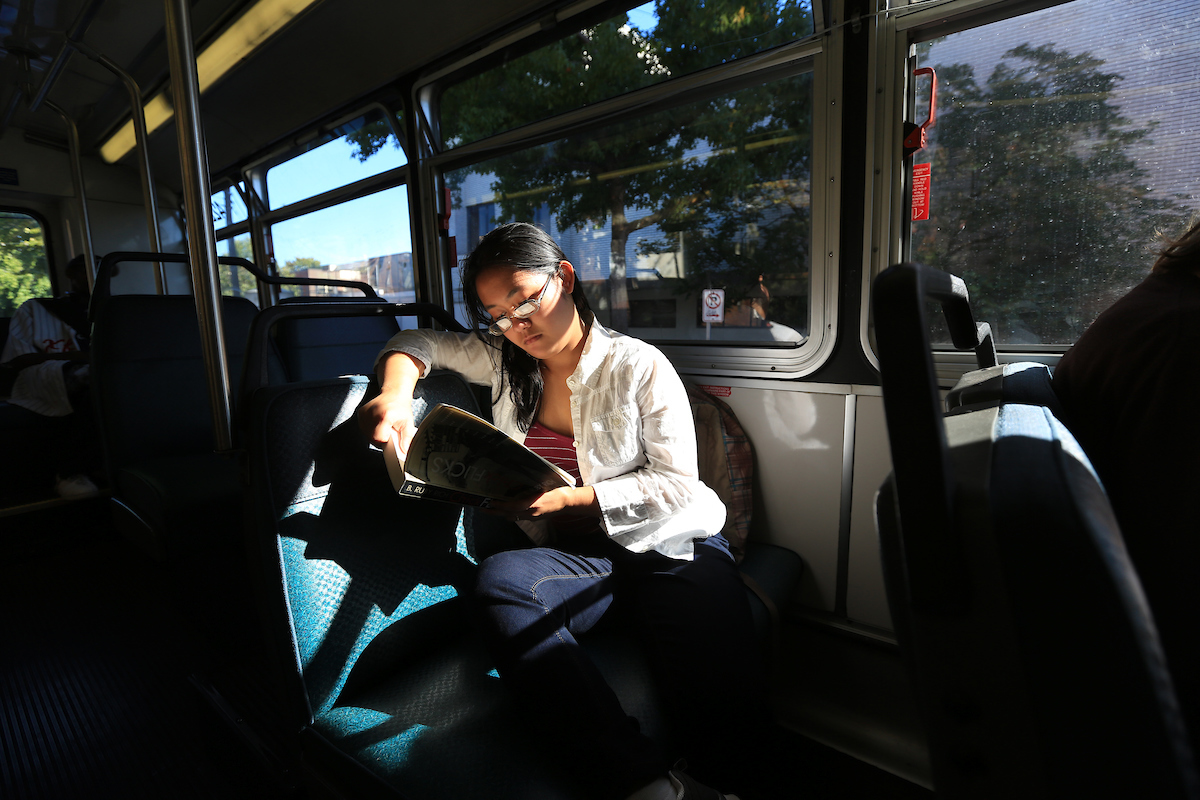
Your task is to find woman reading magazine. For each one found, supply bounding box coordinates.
[359,223,765,800]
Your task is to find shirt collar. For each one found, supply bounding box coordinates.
[573,317,615,387]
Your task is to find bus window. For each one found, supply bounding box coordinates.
[268,186,414,302]
[211,183,248,229]
[440,0,815,151]
[438,0,818,348]
[0,210,51,314]
[217,233,256,303]
[266,109,406,210]
[908,0,1200,348]
[448,72,813,343]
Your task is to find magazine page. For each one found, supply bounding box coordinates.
[384,404,572,506]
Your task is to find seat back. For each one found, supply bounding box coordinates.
[272,299,401,383]
[943,360,1063,417]
[90,293,262,473]
[872,262,1197,799]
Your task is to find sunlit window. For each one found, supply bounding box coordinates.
[0,210,51,314]
[440,0,814,150]
[267,110,406,210]
[269,187,414,302]
[211,183,248,230]
[909,0,1200,346]
[447,71,813,343]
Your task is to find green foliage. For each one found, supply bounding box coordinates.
[218,235,258,297]
[0,214,51,315]
[345,111,405,164]
[913,43,1189,343]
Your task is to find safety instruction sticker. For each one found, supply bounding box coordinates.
[912,163,931,221]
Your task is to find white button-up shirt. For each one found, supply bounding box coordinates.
[1,298,86,417]
[375,320,726,560]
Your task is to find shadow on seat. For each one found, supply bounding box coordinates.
[872,262,1198,799]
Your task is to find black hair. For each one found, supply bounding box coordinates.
[461,222,593,432]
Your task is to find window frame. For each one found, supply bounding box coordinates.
[235,102,415,290]
[414,9,842,379]
[864,0,1137,379]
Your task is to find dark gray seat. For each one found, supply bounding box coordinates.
[90,293,266,560]
[272,297,401,383]
[872,262,1198,799]
[943,360,1062,417]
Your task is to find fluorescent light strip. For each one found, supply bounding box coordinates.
[100,0,321,163]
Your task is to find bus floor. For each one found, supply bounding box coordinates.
[1,498,933,800]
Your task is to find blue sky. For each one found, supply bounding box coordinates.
[264,135,411,268]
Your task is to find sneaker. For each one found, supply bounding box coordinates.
[55,473,100,499]
[668,769,741,800]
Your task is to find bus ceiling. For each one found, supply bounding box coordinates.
[0,0,558,188]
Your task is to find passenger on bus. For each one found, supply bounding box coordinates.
[0,254,99,502]
[1053,214,1200,750]
[360,223,765,800]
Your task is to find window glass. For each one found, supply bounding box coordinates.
[440,0,814,150]
[267,110,407,210]
[909,0,1200,346]
[218,233,257,305]
[447,71,813,343]
[269,186,414,301]
[0,211,51,314]
[211,183,248,229]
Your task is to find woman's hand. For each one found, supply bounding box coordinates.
[488,486,599,521]
[358,390,416,453]
[359,351,424,451]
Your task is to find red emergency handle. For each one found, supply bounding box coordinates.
[903,67,937,157]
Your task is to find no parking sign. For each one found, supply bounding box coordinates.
[702,288,725,323]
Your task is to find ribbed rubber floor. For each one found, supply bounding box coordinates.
[1,503,289,800]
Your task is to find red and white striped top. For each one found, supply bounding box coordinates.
[524,421,582,485]
[525,421,601,539]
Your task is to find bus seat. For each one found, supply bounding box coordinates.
[943,360,1063,417]
[89,293,275,560]
[872,262,1198,799]
[245,373,666,799]
[271,299,401,383]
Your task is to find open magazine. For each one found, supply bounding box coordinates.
[384,403,574,507]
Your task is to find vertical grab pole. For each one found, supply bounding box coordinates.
[45,100,96,293]
[70,38,164,292]
[164,0,233,452]
[71,41,165,293]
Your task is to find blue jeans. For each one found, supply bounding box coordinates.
[472,532,765,798]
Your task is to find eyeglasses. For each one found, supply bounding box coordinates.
[487,273,556,336]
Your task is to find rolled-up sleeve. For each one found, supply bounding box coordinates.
[374,329,499,387]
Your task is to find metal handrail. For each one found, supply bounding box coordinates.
[89,251,380,321]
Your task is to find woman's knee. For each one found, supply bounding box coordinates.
[473,548,543,607]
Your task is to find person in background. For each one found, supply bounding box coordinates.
[359,223,766,800]
[1053,215,1200,752]
[0,254,99,501]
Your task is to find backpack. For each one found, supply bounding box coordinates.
[685,381,754,562]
